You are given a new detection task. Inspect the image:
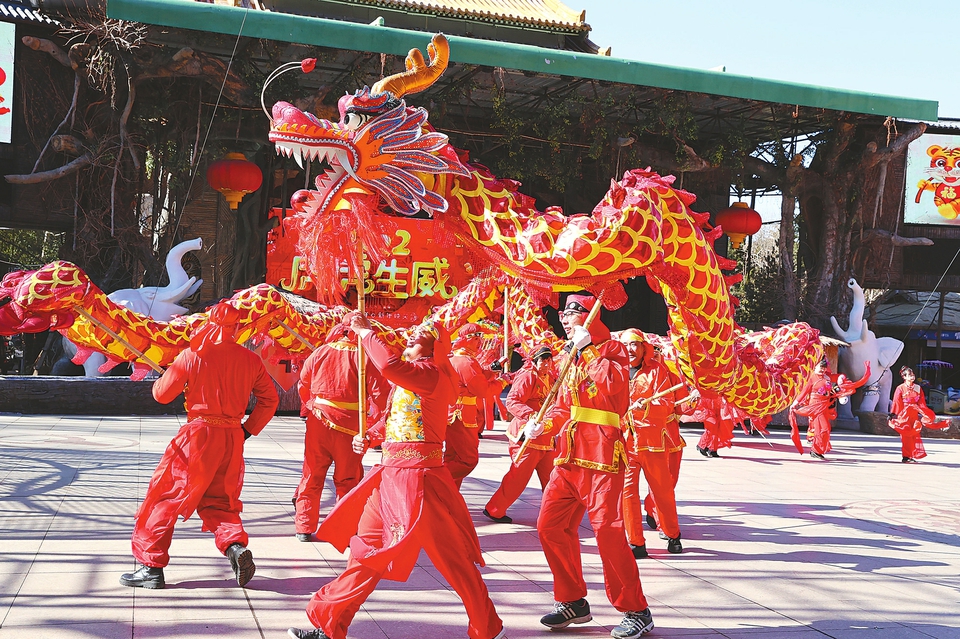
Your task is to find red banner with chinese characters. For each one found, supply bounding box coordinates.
[266,208,476,326]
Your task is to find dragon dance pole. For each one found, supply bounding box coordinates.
[512,294,604,465]
[502,286,511,374]
[75,308,164,374]
[355,234,368,439]
[276,319,314,350]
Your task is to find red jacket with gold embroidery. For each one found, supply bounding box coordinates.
[298,336,388,436]
[505,362,556,450]
[625,356,685,454]
[542,339,630,473]
[449,348,491,428]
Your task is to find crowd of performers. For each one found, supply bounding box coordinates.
[117,294,947,639]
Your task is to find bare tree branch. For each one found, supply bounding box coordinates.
[862,229,934,247]
[21,36,71,69]
[5,154,93,184]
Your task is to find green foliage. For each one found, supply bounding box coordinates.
[0,229,64,273]
[733,249,798,325]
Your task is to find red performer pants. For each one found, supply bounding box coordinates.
[900,429,927,460]
[443,418,480,488]
[698,421,733,451]
[484,442,555,519]
[132,422,247,568]
[294,415,363,534]
[643,450,681,533]
[624,449,681,545]
[810,414,833,456]
[537,464,648,612]
[306,487,502,639]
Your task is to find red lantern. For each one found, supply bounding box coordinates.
[206,153,263,210]
[715,201,762,249]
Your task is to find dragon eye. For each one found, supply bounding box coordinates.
[343,112,371,131]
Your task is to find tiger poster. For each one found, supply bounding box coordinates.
[0,21,13,144]
[905,132,960,224]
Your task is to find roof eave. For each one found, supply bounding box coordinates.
[105,0,939,121]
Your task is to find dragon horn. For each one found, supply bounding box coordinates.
[372,33,450,98]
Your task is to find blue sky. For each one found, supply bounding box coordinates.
[581,0,956,119]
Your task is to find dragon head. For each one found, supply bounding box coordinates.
[268,33,468,219]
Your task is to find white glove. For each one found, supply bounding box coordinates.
[523,417,545,440]
[838,395,849,405]
[571,325,592,350]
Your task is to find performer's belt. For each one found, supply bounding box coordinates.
[380,442,443,468]
[570,406,621,427]
[458,396,478,405]
[311,407,359,436]
[314,397,360,411]
[186,414,242,428]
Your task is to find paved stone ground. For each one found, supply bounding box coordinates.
[1,413,958,639]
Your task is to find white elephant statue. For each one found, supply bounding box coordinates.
[829,277,904,415]
[63,238,204,376]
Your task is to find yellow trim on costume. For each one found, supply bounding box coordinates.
[458,396,478,405]
[580,345,600,365]
[570,405,621,427]
[315,397,360,411]
[329,341,357,352]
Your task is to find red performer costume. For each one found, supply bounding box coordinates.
[526,294,654,638]
[294,326,386,540]
[790,360,870,459]
[121,303,279,590]
[288,316,504,639]
[444,323,493,487]
[619,329,686,557]
[693,396,735,457]
[483,345,557,524]
[889,366,945,462]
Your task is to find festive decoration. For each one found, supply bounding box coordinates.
[206,152,263,210]
[715,202,762,249]
[265,32,823,417]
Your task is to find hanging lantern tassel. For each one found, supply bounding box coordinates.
[715,201,762,249]
[207,153,264,210]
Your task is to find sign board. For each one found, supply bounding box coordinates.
[904,133,960,225]
[0,21,14,144]
[266,208,476,325]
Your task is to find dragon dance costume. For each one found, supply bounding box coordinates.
[536,295,649,615]
[129,304,279,572]
[889,375,942,461]
[620,329,685,553]
[444,325,494,487]
[294,328,387,536]
[483,348,557,522]
[304,324,503,639]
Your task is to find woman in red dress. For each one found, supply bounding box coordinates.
[888,366,944,463]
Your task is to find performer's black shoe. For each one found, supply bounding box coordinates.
[645,513,657,530]
[225,543,255,587]
[119,564,165,589]
[696,446,709,457]
[287,628,330,639]
[296,533,312,542]
[667,536,683,554]
[540,598,592,628]
[483,508,513,524]
[810,451,826,460]
[630,544,648,559]
[902,456,917,463]
[708,449,720,458]
[611,608,655,638]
